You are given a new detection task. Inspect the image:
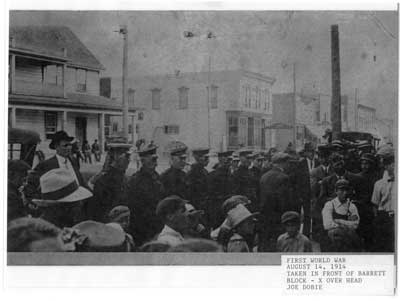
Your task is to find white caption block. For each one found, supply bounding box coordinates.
[282,255,395,295]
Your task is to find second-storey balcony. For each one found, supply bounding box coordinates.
[9,53,66,98]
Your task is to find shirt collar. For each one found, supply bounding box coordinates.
[332,197,349,208]
[161,225,184,239]
[56,154,68,164]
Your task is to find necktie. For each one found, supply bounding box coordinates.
[64,157,68,169]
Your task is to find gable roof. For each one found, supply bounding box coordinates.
[9,26,104,70]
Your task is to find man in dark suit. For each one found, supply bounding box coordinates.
[231,150,257,203]
[25,131,87,201]
[259,152,293,252]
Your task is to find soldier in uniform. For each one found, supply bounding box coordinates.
[185,148,210,226]
[126,145,164,245]
[231,150,257,205]
[208,151,234,229]
[89,146,131,222]
[249,152,264,211]
[160,144,188,198]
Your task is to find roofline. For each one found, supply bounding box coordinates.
[9,94,136,112]
[241,70,276,84]
[67,63,104,72]
[10,47,68,62]
[358,103,376,112]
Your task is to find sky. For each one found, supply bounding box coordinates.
[9,10,398,121]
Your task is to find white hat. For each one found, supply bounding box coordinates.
[226,204,258,229]
[32,168,92,206]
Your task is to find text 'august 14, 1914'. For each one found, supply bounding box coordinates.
[282,255,394,295]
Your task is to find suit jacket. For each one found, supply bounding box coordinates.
[310,165,334,200]
[259,166,293,225]
[25,155,86,200]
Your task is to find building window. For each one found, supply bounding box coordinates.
[248,117,254,146]
[44,111,57,139]
[261,119,266,149]
[128,124,133,134]
[152,88,161,110]
[254,118,261,146]
[138,112,144,120]
[112,122,118,133]
[245,85,251,108]
[44,65,63,85]
[178,87,189,109]
[239,117,248,147]
[264,89,270,112]
[208,85,218,109]
[228,115,238,147]
[164,125,179,135]
[76,68,87,92]
[128,89,135,106]
[136,124,139,134]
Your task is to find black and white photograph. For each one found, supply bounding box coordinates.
[3,4,398,291]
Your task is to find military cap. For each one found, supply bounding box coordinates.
[49,130,74,150]
[360,153,376,164]
[73,221,126,251]
[322,128,332,138]
[138,145,158,157]
[218,150,233,157]
[222,195,251,215]
[167,141,188,156]
[356,140,373,149]
[108,205,130,222]
[156,195,187,221]
[271,152,291,164]
[317,143,332,153]
[192,147,210,156]
[170,146,187,156]
[376,144,394,158]
[238,149,253,157]
[253,152,264,160]
[335,179,350,190]
[281,211,300,224]
[331,140,345,150]
[231,154,240,161]
[8,159,31,173]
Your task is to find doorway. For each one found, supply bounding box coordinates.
[75,117,87,144]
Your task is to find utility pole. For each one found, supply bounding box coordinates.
[331,24,342,140]
[292,62,297,147]
[354,88,358,130]
[207,55,211,148]
[119,25,129,141]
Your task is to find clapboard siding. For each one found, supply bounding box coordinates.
[15,63,43,83]
[86,70,100,96]
[65,67,100,96]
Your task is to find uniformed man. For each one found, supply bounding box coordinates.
[160,144,188,198]
[127,145,164,245]
[89,146,131,222]
[230,153,240,175]
[185,148,210,226]
[208,151,234,229]
[231,150,257,204]
[249,152,264,211]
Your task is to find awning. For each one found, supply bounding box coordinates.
[264,122,293,129]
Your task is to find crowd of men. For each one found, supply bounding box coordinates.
[7,130,395,253]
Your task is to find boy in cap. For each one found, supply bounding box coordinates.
[277,211,312,252]
[127,145,164,245]
[160,143,188,198]
[156,195,190,247]
[226,204,258,252]
[322,179,361,251]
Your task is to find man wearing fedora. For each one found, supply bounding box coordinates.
[31,168,93,228]
[25,130,87,201]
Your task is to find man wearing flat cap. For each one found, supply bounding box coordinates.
[185,148,210,227]
[160,144,188,199]
[8,160,31,222]
[259,152,293,252]
[25,131,86,201]
[231,150,256,203]
[127,145,165,245]
[208,151,234,228]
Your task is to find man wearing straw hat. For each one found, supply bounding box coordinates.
[31,168,92,228]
